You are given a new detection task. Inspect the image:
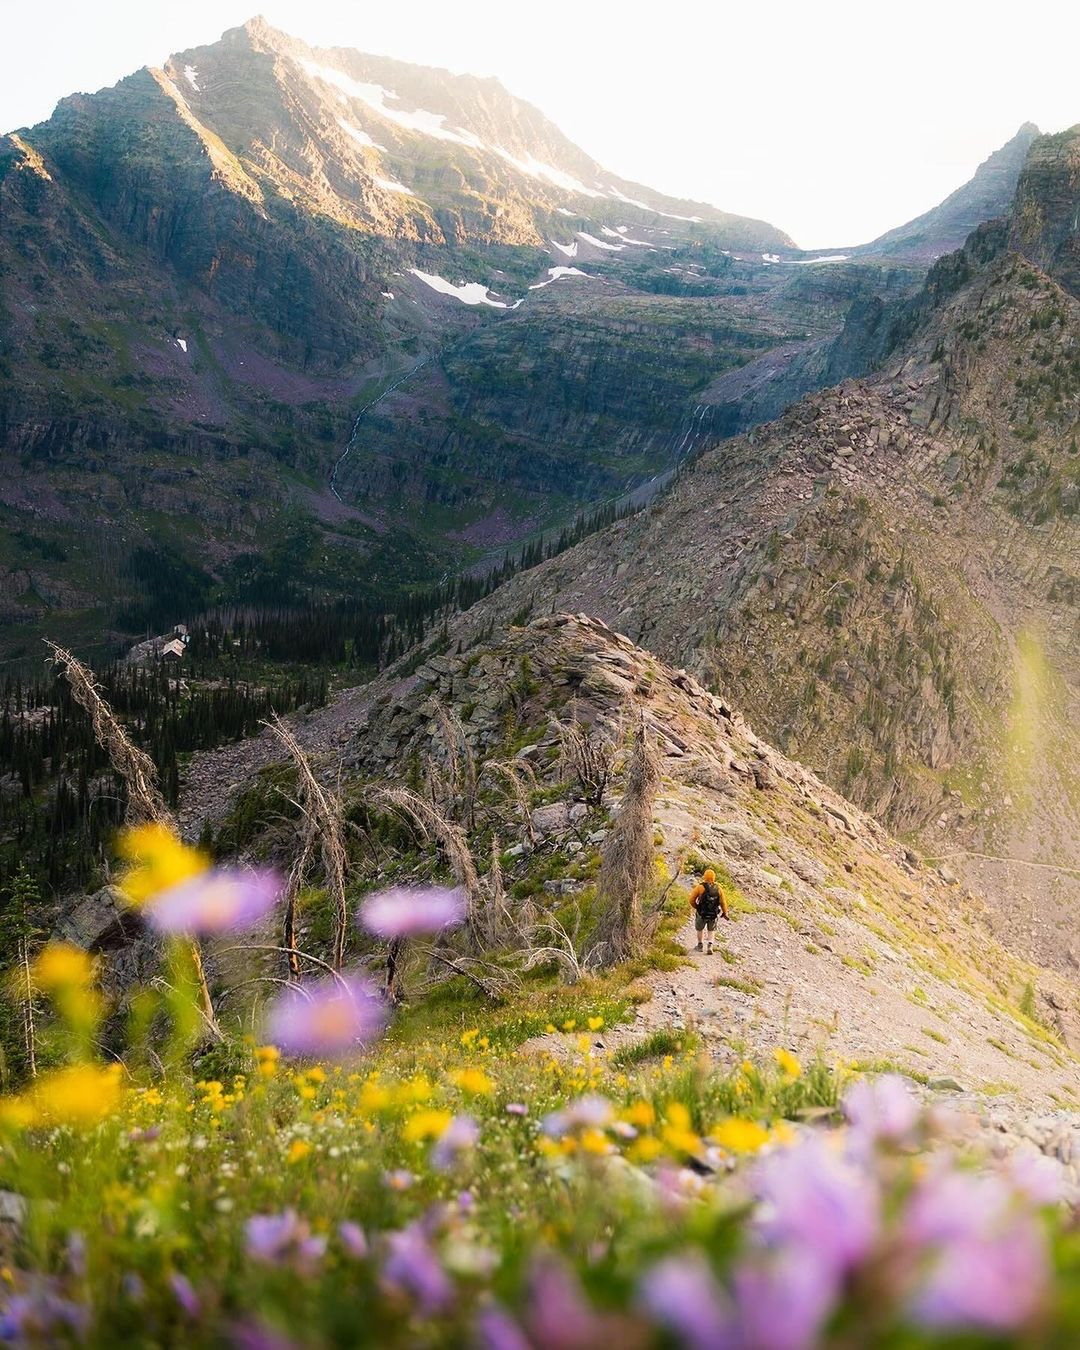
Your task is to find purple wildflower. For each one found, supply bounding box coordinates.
[732,1250,838,1350]
[842,1074,919,1151]
[541,1094,613,1138]
[245,1211,326,1273]
[382,1222,454,1314]
[170,1272,201,1319]
[505,1103,529,1117]
[431,1114,479,1171]
[146,868,281,936]
[1005,1147,1063,1207]
[230,1321,302,1350]
[359,885,466,940]
[0,1284,90,1343]
[639,1252,733,1350]
[525,1257,605,1350]
[752,1135,879,1277]
[338,1221,368,1259]
[265,973,387,1059]
[474,1303,532,1350]
[910,1212,1049,1333]
[903,1166,1010,1246]
[383,1169,415,1191]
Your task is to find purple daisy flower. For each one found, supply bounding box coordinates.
[751,1135,879,1279]
[842,1074,919,1151]
[639,1252,733,1350]
[265,973,387,1058]
[382,1223,454,1313]
[474,1304,532,1350]
[245,1211,326,1273]
[338,1221,368,1259]
[146,868,281,936]
[431,1114,479,1171]
[733,1250,838,1350]
[169,1272,200,1319]
[910,1214,1049,1333]
[359,885,466,940]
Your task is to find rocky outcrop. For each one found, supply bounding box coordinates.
[1010,125,1080,299]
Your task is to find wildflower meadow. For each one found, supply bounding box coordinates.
[2,824,1080,1348]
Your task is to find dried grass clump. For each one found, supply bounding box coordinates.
[592,716,661,967]
[558,705,619,807]
[264,714,350,972]
[45,642,219,1036]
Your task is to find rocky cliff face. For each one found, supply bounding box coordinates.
[1010,125,1080,299]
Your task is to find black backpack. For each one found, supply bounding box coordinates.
[697,881,722,923]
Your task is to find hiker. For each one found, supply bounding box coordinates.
[688,868,729,953]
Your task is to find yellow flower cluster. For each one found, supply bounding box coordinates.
[116,822,208,906]
[0,1063,124,1130]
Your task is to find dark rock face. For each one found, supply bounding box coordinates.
[1010,125,1080,299]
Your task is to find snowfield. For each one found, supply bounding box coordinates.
[336,118,386,152]
[301,60,483,147]
[183,66,201,92]
[409,270,510,307]
[491,146,603,198]
[577,231,624,252]
[528,266,589,290]
[550,240,579,258]
[375,174,415,195]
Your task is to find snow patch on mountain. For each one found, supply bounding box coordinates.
[375,174,415,196]
[491,146,603,198]
[175,338,188,353]
[550,240,579,259]
[528,266,589,290]
[792,254,850,265]
[183,66,201,92]
[409,270,509,307]
[301,60,483,148]
[578,231,624,252]
[600,225,653,247]
[607,186,652,211]
[337,118,386,152]
[555,207,577,217]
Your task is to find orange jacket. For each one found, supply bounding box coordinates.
[689,880,729,919]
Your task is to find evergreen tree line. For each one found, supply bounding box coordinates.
[187,495,645,670]
[0,663,327,901]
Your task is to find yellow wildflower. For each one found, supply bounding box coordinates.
[403,1108,452,1143]
[31,1063,124,1127]
[31,943,95,992]
[587,1016,605,1032]
[562,1020,577,1032]
[460,1028,480,1046]
[621,1100,656,1130]
[544,1023,557,1035]
[297,1085,317,1102]
[661,1101,700,1155]
[627,1135,664,1163]
[712,1117,770,1154]
[358,1079,393,1114]
[774,1048,802,1081]
[287,1139,312,1164]
[305,1066,327,1084]
[400,1074,432,1104]
[116,823,208,906]
[450,1067,494,1096]
[579,1128,610,1156]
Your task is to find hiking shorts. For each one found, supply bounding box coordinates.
[694,912,717,933]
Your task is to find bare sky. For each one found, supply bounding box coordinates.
[2,0,1078,248]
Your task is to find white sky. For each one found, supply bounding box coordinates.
[2,0,1079,248]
